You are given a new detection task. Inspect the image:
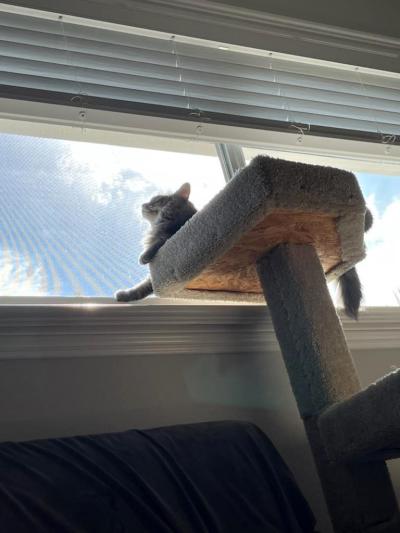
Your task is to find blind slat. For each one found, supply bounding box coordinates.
[1,9,399,140]
[2,42,400,115]
[3,72,400,136]
[2,25,400,101]
[3,58,400,126]
[2,12,399,92]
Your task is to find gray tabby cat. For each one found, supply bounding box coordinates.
[338,208,373,319]
[116,182,371,318]
[115,183,197,302]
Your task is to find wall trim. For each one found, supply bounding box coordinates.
[0,304,399,360]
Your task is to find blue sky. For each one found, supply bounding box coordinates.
[0,133,224,297]
[0,135,141,295]
[0,132,398,305]
[357,172,400,212]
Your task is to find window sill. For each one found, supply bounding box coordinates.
[0,296,252,306]
[0,303,399,360]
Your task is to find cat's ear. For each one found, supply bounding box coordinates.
[176,182,191,200]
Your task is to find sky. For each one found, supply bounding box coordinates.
[0,133,224,297]
[356,173,400,306]
[0,132,398,306]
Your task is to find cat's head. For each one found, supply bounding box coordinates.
[141,183,193,222]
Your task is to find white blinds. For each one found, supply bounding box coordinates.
[1,8,400,142]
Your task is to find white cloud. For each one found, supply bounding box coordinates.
[123,178,149,193]
[91,191,112,205]
[0,250,46,296]
[357,195,400,306]
[65,141,225,208]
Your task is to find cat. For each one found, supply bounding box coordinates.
[116,182,372,317]
[338,207,373,319]
[115,182,197,302]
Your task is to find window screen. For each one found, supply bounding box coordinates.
[0,133,224,296]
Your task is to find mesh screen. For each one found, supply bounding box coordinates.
[0,133,224,296]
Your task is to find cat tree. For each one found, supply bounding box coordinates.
[149,156,400,533]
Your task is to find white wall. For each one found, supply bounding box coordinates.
[1,309,400,533]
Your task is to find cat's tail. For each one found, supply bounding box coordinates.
[339,267,362,320]
[115,277,153,302]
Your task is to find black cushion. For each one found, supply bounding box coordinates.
[0,421,315,532]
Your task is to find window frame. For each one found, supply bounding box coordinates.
[0,97,399,307]
[1,97,400,175]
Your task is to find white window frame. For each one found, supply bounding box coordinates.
[2,97,400,174]
[0,98,400,171]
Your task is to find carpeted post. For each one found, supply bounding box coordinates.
[257,243,400,533]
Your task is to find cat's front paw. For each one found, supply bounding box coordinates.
[115,290,131,302]
[139,252,151,265]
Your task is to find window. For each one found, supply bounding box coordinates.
[357,173,400,306]
[1,3,400,307]
[243,146,400,307]
[0,133,225,296]
[1,131,399,305]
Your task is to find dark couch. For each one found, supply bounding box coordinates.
[0,421,316,532]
